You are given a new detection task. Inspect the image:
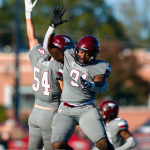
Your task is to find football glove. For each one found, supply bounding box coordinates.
[50,6,67,28]
[25,0,37,19]
[80,77,91,91]
[80,76,108,93]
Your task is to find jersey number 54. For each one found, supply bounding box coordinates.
[32,66,51,96]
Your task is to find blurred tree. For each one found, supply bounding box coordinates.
[0,0,14,47]
[0,106,7,123]
[116,0,150,47]
[0,0,149,106]
[20,116,28,126]
[0,0,126,49]
[96,39,149,106]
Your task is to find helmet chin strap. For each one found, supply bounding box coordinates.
[74,49,86,66]
[74,49,95,66]
[88,56,94,64]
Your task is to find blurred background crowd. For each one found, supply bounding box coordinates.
[0,0,150,149]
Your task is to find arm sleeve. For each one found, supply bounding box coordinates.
[115,137,137,150]
[43,27,51,55]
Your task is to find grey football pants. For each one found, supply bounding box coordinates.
[28,107,56,150]
[51,102,107,144]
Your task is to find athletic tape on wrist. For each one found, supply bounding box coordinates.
[48,26,56,34]
[25,11,32,19]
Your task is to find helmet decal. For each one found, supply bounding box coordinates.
[62,36,71,44]
[81,45,88,51]
[53,35,75,50]
[108,103,116,108]
[99,100,119,120]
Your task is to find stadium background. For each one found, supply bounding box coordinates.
[0,0,150,149]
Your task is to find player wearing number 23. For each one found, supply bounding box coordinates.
[47,5,114,150]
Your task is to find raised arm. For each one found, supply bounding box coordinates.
[25,0,39,49]
[43,26,51,54]
[47,6,67,63]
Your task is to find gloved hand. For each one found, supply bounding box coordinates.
[80,77,91,91]
[50,5,67,28]
[25,0,37,19]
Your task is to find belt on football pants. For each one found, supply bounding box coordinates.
[63,102,80,108]
[34,104,57,111]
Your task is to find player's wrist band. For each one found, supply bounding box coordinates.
[25,11,32,19]
[48,26,56,34]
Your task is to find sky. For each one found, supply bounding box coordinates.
[1,0,149,39]
[105,0,141,21]
[105,0,147,22]
[0,1,2,7]
[105,0,150,40]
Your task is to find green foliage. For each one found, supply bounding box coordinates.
[0,106,7,123]
[116,0,150,45]
[0,0,126,48]
[96,40,149,106]
[0,0,149,106]
[20,116,28,126]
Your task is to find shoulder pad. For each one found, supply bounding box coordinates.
[118,118,128,130]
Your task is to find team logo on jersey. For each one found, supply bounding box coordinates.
[62,36,71,44]
[108,103,116,108]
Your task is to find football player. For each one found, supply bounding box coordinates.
[24,1,75,150]
[46,5,114,150]
[93,100,137,150]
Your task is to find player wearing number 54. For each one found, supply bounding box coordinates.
[24,0,75,150]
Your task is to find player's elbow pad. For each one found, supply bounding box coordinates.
[90,81,108,93]
[115,137,137,150]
